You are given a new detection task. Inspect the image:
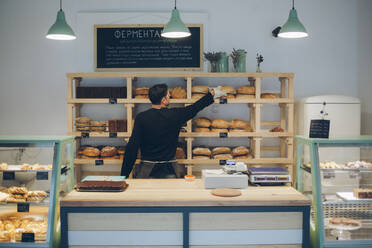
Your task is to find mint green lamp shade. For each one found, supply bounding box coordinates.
[278,8,308,38]
[161,8,191,38]
[46,10,76,40]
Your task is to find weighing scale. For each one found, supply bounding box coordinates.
[248,167,291,185]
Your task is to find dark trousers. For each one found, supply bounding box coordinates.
[134,161,185,178]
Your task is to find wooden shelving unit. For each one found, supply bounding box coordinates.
[67,72,294,183]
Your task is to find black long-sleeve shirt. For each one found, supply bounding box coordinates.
[121,92,214,177]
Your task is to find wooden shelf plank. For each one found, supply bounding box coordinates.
[179,132,293,137]
[67,72,294,79]
[69,132,130,138]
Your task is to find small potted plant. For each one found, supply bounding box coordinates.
[204,52,221,72]
[256,53,264,73]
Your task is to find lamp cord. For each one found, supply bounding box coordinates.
[174,0,177,9]
[60,0,62,10]
[292,0,294,9]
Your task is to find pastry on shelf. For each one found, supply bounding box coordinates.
[212,147,231,156]
[219,86,236,99]
[236,94,255,99]
[270,126,284,132]
[135,94,149,99]
[193,118,211,128]
[0,163,8,171]
[8,186,28,195]
[171,86,187,99]
[213,154,233,160]
[192,147,211,159]
[211,119,230,129]
[237,86,255,95]
[230,120,252,132]
[135,87,149,96]
[82,147,100,157]
[0,192,9,202]
[6,197,26,203]
[31,163,45,170]
[232,146,250,157]
[193,127,210,132]
[210,128,229,133]
[100,146,118,157]
[320,161,342,169]
[20,163,31,170]
[353,188,372,199]
[261,93,280,99]
[345,160,372,169]
[192,85,209,94]
[26,191,47,202]
[90,120,108,132]
[329,217,361,226]
[76,117,91,124]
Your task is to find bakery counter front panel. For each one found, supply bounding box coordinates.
[61,179,310,248]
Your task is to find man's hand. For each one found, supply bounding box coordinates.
[209,86,226,98]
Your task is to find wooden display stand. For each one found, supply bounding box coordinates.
[67,72,294,183]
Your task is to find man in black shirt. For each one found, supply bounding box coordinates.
[121,84,224,178]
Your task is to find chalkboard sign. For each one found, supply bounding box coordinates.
[309,119,330,138]
[94,24,203,71]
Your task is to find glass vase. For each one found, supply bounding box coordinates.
[209,61,217,72]
[217,52,229,72]
[235,49,246,72]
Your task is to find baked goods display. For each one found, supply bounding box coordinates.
[100,146,118,157]
[0,214,48,242]
[305,160,372,170]
[237,85,255,95]
[261,93,280,99]
[353,188,372,199]
[193,118,252,132]
[75,117,91,131]
[192,85,209,99]
[270,126,284,132]
[171,86,187,99]
[0,163,8,171]
[82,147,101,157]
[135,87,149,98]
[0,186,48,203]
[75,117,127,133]
[78,146,123,160]
[345,161,372,169]
[0,163,51,171]
[193,146,252,160]
[76,180,128,192]
[329,217,361,227]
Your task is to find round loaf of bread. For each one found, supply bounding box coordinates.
[171,86,187,99]
[230,120,250,130]
[212,147,232,155]
[194,118,211,128]
[192,85,209,94]
[232,146,250,156]
[270,126,284,132]
[135,87,149,95]
[192,147,211,156]
[176,147,186,159]
[192,93,206,99]
[101,146,118,157]
[90,120,107,127]
[83,147,100,157]
[193,155,210,159]
[211,119,230,129]
[194,127,210,132]
[234,154,253,159]
[220,86,236,94]
[261,93,280,99]
[236,94,255,99]
[76,117,91,124]
[237,86,255,94]
[214,154,233,160]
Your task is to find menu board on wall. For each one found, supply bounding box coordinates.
[94,24,203,71]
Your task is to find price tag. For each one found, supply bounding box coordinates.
[109,132,117,138]
[219,160,227,165]
[17,203,30,212]
[309,119,330,138]
[219,132,228,138]
[81,132,90,138]
[109,98,117,104]
[3,171,15,180]
[219,98,227,104]
[36,171,49,180]
[95,160,104,166]
[323,170,335,179]
[21,233,35,242]
[349,171,359,179]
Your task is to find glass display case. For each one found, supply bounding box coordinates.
[0,136,74,247]
[296,135,372,248]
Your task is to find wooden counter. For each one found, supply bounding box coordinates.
[61,179,310,248]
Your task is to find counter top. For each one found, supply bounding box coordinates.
[61,179,311,207]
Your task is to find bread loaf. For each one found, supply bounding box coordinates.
[236,94,255,99]
[171,86,187,99]
[90,120,107,127]
[82,147,100,157]
[211,128,229,133]
[135,87,149,95]
[211,119,230,129]
[192,85,209,94]
[76,117,91,124]
[213,154,233,160]
[101,146,118,157]
[194,127,210,132]
[220,86,236,94]
[192,147,211,156]
[212,147,232,155]
[270,126,284,132]
[237,86,255,94]
[232,146,250,156]
[194,118,212,128]
[230,120,250,130]
[261,93,280,98]
[135,95,149,99]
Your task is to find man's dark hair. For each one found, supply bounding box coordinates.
[149,84,168,104]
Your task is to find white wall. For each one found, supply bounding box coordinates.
[0,0,369,135]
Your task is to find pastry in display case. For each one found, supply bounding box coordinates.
[0,136,74,247]
[296,136,372,248]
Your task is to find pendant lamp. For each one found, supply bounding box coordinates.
[161,0,191,39]
[278,0,308,38]
[46,0,76,40]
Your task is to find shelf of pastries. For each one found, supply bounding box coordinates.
[0,186,48,205]
[73,117,128,137]
[0,206,48,243]
[0,163,52,172]
[75,146,125,165]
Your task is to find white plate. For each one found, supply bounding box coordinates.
[336,192,372,202]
